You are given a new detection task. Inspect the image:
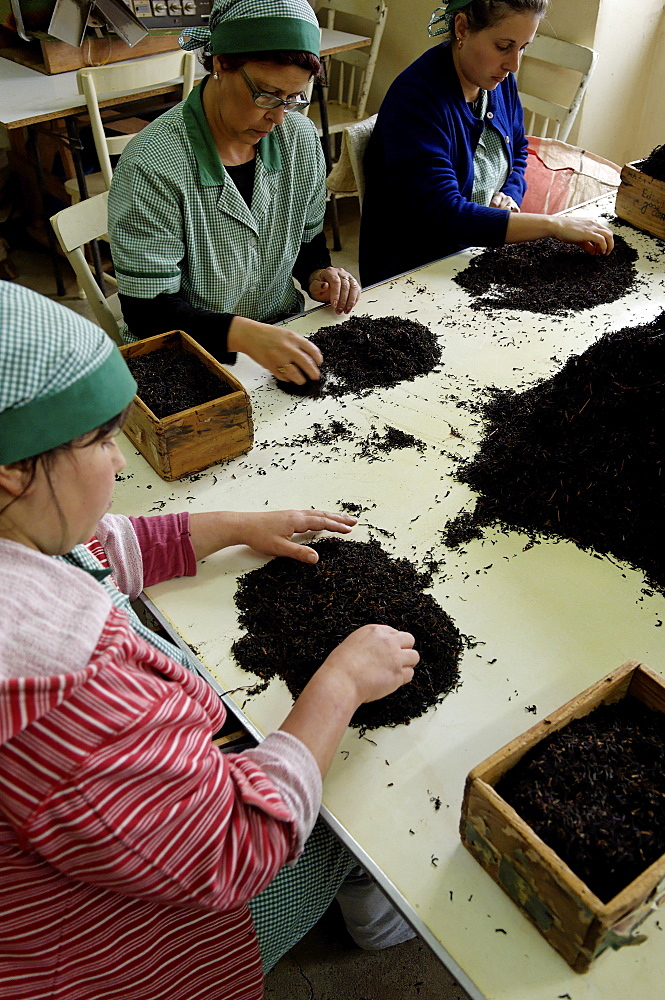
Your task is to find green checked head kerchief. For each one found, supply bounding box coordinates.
[179,0,320,58]
[0,281,137,465]
[428,1,473,36]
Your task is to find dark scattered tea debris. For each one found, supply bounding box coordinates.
[358,425,427,461]
[454,233,638,314]
[261,418,427,463]
[232,537,465,730]
[276,315,441,398]
[639,144,665,183]
[126,346,232,418]
[440,512,485,548]
[447,311,665,591]
[496,697,665,901]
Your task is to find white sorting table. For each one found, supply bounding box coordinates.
[112,194,665,1000]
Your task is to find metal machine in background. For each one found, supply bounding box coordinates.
[1,0,211,48]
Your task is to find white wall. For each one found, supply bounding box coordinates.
[365,0,665,165]
[367,0,440,115]
[576,0,664,163]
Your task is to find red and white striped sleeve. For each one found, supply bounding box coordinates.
[4,608,305,914]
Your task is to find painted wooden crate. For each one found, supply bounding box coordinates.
[615,161,665,241]
[460,660,665,973]
[120,330,253,481]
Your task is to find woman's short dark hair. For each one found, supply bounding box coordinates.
[202,50,321,77]
[452,0,548,35]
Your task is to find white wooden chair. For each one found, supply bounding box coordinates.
[517,35,598,142]
[64,50,196,201]
[50,192,123,344]
[326,113,377,207]
[307,0,387,139]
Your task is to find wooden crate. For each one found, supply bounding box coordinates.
[461,660,665,973]
[120,331,253,481]
[615,160,665,241]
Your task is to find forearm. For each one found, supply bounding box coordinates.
[505,212,557,244]
[119,292,237,364]
[188,511,245,560]
[292,231,331,290]
[278,663,360,778]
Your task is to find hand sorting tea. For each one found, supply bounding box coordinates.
[276,315,441,399]
[232,536,466,731]
[454,232,638,314]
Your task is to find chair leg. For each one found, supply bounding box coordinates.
[329,192,342,252]
[26,126,66,297]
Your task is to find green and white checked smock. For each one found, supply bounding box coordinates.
[471,89,510,207]
[108,79,326,323]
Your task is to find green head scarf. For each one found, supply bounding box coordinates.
[0,281,137,465]
[428,1,473,37]
[179,0,320,58]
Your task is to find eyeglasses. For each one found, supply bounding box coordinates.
[239,67,310,113]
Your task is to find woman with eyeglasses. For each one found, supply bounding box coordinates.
[108,0,360,388]
[359,0,614,288]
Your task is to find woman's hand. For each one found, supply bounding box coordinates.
[308,266,361,314]
[188,509,357,561]
[230,509,357,563]
[505,212,615,254]
[490,192,520,212]
[279,624,418,776]
[320,624,419,705]
[227,316,322,383]
[550,215,615,255]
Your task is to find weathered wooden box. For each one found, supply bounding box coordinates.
[461,660,665,973]
[119,331,253,481]
[615,160,665,240]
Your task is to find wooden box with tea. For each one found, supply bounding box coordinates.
[615,161,665,240]
[119,331,253,481]
[460,660,665,973]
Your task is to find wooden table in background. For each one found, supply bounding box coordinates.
[0,52,204,292]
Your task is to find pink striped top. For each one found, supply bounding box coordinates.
[0,521,321,1000]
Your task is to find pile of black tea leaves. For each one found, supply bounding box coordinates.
[232,537,464,731]
[277,315,441,398]
[496,697,665,901]
[639,143,665,182]
[126,346,232,418]
[447,310,665,591]
[453,232,637,314]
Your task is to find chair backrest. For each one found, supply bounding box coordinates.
[50,192,123,344]
[316,0,387,123]
[77,50,196,189]
[517,35,598,142]
[343,114,376,204]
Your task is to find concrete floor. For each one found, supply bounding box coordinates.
[2,195,474,1000]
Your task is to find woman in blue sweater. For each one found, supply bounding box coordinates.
[359,0,613,286]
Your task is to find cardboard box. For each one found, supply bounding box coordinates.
[460,660,665,972]
[615,160,665,241]
[120,330,253,482]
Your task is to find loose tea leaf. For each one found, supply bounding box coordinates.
[454,233,638,314]
[448,311,665,592]
[640,144,665,182]
[496,697,665,901]
[126,346,233,418]
[232,537,465,730]
[277,315,441,398]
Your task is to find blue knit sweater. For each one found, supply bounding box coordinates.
[359,42,528,286]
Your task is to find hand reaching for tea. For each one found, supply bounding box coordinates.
[188,509,357,562]
[280,624,418,777]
